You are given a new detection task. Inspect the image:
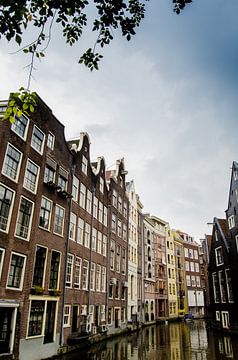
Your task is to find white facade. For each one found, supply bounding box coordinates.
[126,181,138,322]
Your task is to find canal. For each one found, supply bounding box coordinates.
[56,320,238,360]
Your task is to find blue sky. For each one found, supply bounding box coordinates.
[1,0,238,240]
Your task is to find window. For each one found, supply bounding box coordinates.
[225,269,234,303]
[196,276,200,287]
[2,143,22,181]
[99,177,104,193]
[32,246,47,287]
[93,197,98,218]
[47,132,55,150]
[90,227,96,251]
[112,190,117,208]
[123,223,127,241]
[96,231,102,254]
[98,201,103,223]
[84,222,90,248]
[117,220,122,237]
[7,252,26,290]
[101,266,106,292]
[82,155,88,175]
[228,215,235,229]
[185,261,189,271]
[49,251,61,289]
[110,240,115,270]
[63,305,71,327]
[0,248,5,280]
[53,205,65,236]
[69,212,77,240]
[102,235,107,257]
[96,265,101,292]
[115,280,119,299]
[82,260,89,290]
[122,248,126,274]
[90,263,96,291]
[212,273,220,303]
[15,196,34,240]
[189,249,193,258]
[116,245,121,272]
[44,165,55,183]
[186,275,191,287]
[123,202,127,218]
[77,218,84,244]
[184,248,188,258]
[190,262,195,272]
[0,183,15,232]
[79,183,86,208]
[72,176,79,202]
[118,196,122,213]
[111,213,116,233]
[103,206,107,226]
[11,113,29,139]
[234,170,238,181]
[24,159,39,193]
[215,247,224,266]
[74,256,82,289]
[31,125,45,154]
[58,172,68,192]
[39,196,52,230]
[195,263,199,273]
[28,300,45,336]
[194,250,198,259]
[191,275,196,287]
[66,254,74,287]
[216,311,220,321]
[86,190,92,213]
[218,271,226,303]
[108,308,112,324]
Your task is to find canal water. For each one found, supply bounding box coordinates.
[57,320,238,360]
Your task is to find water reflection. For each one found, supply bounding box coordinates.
[58,320,238,360]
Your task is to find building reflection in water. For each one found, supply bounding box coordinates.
[59,320,238,360]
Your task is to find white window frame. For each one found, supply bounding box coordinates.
[221,311,229,329]
[32,245,48,288]
[215,246,224,266]
[47,132,55,150]
[72,176,79,202]
[39,196,52,231]
[11,113,29,140]
[101,266,106,292]
[77,217,84,244]
[90,262,96,291]
[86,190,92,214]
[82,155,88,175]
[69,212,77,240]
[92,228,97,251]
[2,143,22,182]
[216,311,220,321]
[74,256,82,289]
[97,231,102,254]
[63,305,71,327]
[212,272,219,303]
[23,158,40,194]
[228,215,235,229]
[82,259,89,290]
[15,196,34,241]
[79,183,86,209]
[66,254,74,288]
[84,222,90,248]
[99,177,104,194]
[6,251,27,290]
[225,268,234,303]
[31,125,45,155]
[98,201,103,223]
[95,264,101,292]
[103,206,108,226]
[53,204,65,236]
[93,197,98,219]
[102,235,107,257]
[0,183,15,233]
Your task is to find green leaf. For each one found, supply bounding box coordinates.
[15,34,22,45]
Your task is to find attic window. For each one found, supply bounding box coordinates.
[215,247,223,266]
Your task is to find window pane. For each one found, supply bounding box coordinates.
[0,184,14,231]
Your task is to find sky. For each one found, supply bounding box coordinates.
[1,0,238,241]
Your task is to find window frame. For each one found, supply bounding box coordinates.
[2,143,22,182]
[53,204,65,236]
[31,125,45,155]
[32,245,48,288]
[0,183,15,233]
[15,196,34,241]
[11,113,29,140]
[39,196,52,231]
[47,132,55,150]
[23,158,40,194]
[6,251,27,290]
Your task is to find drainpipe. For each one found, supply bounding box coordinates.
[87,186,96,326]
[60,163,75,347]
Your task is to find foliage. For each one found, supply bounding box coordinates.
[0,0,192,121]
[3,88,37,123]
